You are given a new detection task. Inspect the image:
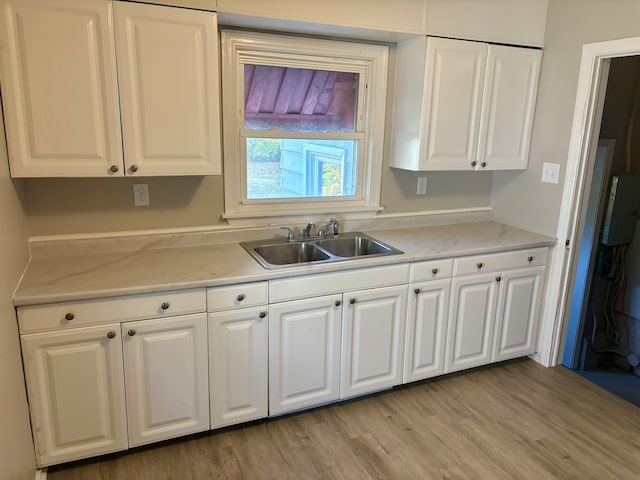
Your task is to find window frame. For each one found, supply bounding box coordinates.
[220,30,389,224]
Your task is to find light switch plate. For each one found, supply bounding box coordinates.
[541,162,560,184]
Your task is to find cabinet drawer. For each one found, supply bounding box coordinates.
[270,264,410,303]
[207,282,268,312]
[453,247,548,276]
[411,258,453,282]
[18,289,206,334]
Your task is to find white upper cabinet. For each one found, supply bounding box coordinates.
[0,0,221,177]
[427,0,547,48]
[478,45,542,170]
[114,2,221,176]
[390,36,541,172]
[0,0,123,177]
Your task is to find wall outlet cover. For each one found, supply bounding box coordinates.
[417,176,428,195]
[133,184,150,206]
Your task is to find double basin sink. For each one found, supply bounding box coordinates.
[241,232,403,269]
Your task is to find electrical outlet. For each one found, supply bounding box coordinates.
[133,184,149,206]
[541,162,560,184]
[417,176,428,195]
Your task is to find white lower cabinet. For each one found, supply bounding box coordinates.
[447,272,499,372]
[209,307,268,428]
[404,279,451,382]
[492,266,546,362]
[122,313,209,447]
[268,295,342,416]
[341,285,408,398]
[21,324,128,467]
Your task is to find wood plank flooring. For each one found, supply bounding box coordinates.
[48,360,640,479]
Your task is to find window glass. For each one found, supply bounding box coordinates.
[243,65,358,133]
[246,138,356,200]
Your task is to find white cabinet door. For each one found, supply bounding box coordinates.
[421,37,487,170]
[341,285,407,398]
[269,295,342,415]
[114,2,221,176]
[209,307,268,428]
[447,273,498,372]
[493,266,545,362]
[0,0,123,177]
[404,279,450,383]
[477,45,542,170]
[122,313,209,447]
[21,324,127,467]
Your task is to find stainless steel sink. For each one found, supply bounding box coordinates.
[241,232,403,269]
[253,242,330,266]
[315,235,396,257]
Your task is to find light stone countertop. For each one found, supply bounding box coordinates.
[14,221,555,307]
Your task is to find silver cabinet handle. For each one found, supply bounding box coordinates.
[496,276,502,282]
[65,312,75,321]
[414,288,420,295]
[528,256,534,262]
[107,331,116,339]
[161,302,170,310]
[477,262,484,269]
[471,161,477,167]
[349,298,356,305]
[128,329,136,336]
[110,165,119,173]
[335,300,342,307]
[432,268,439,275]
[480,162,487,168]
[130,165,139,173]
[259,311,266,319]
[237,294,246,302]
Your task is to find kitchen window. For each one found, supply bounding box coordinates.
[220,30,388,223]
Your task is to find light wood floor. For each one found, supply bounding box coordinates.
[48,360,640,479]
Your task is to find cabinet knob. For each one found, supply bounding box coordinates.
[64,312,75,321]
[480,162,487,168]
[414,288,420,295]
[236,294,246,302]
[471,161,477,167]
[477,262,484,269]
[258,311,266,319]
[335,300,342,307]
[432,268,439,275]
[110,165,119,173]
[161,302,170,310]
[107,331,116,339]
[128,328,137,336]
[349,298,356,305]
[130,165,139,173]
[528,256,534,262]
[496,276,502,282]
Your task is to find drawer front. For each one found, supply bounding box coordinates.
[270,264,410,304]
[411,258,453,282]
[454,247,549,276]
[207,282,268,312]
[18,289,206,334]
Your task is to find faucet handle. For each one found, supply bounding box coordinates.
[280,227,294,241]
[303,222,316,238]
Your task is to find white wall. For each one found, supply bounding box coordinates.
[0,106,35,478]
[492,0,640,237]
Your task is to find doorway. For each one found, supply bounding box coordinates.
[560,53,640,405]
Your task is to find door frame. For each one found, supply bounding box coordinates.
[538,36,640,367]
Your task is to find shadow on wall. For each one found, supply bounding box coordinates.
[382,168,494,213]
[22,175,227,235]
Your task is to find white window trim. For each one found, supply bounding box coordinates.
[220,29,388,225]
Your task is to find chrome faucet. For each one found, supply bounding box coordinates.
[302,222,316,238]
[328,217,339,237]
